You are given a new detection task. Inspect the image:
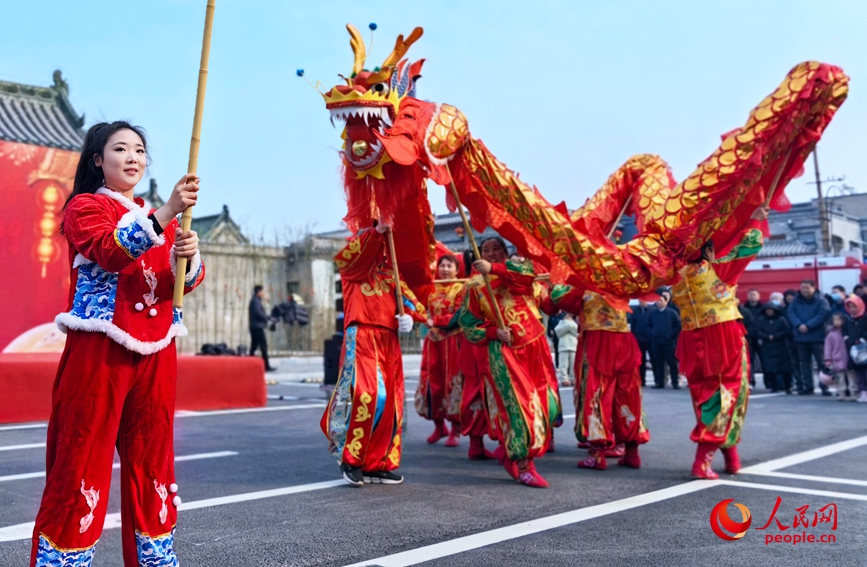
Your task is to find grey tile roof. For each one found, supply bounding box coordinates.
[0,71,85,150]
[758,239,818,258]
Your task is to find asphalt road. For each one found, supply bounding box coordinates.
[1,373,865,567]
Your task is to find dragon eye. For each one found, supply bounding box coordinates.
[373,82,390,96]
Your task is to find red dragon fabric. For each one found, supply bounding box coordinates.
[318,25,848,299]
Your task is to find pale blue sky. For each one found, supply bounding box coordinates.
[2,1,864,239]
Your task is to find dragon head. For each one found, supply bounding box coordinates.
[323,24,425,179]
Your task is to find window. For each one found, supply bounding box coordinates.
[287,281,300,296]
[768,234,787,241]
[797,232,817,246]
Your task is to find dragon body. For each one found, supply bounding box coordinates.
[321,25,848,300]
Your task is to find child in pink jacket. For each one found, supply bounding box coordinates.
[824,312,853,400]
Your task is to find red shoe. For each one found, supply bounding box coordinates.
[691,442,719,480]
[546,436,556,454]
[494,446,519,479]
[617,442,641,469]
[517,459,549,488]
[577,441,590,449]
[444,426,460,447]
[721,446,741,474]
[603,443,625,458]
[468,436,495,460]
[578,449,607,471]
[426,420,449,444]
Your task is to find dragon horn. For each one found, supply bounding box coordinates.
[346,24,366,76]
[381,27,423,69]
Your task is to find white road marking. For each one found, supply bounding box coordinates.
[741,471,867,488]
[0,479,346,542]
[0,451,238,483]
[175,403,325,418]
[0,405,327,429]
[0,443,45,452]
[740,434,867,473]
[562,414,575,420]
[0,423,47,432]
[749,393,785,399]
[344,433,867,566]
[343,481,716,567]
[717,479,867,501]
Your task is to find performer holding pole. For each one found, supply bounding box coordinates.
[458,236,560,488]
[416,254,464,446]
[31,5,213,565]
[672,206,768,479]
[322,224,426,486]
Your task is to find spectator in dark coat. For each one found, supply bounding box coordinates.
[843,295,867,403]
[827,285,848,318]
[756,302,793,393]
[648,294,681,389]
[249,285,276,372]
[547,311,565,370]
[783,288,802,389]
[658,288,680,316]
[744,289,764,376]
[738,300,757,387]
[787,280,830,395]
[628,300,653,386]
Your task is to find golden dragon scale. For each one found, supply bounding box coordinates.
[449,61,848,296]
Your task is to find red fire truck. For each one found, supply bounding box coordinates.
[737,255,867,301]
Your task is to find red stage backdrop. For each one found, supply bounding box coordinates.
[0,72,84,352]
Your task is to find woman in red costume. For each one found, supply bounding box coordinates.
[459,237,560,488]
[30,122,205,567]
[416,255,463,446]
[321,225,426,486]
[551,286,650,471]
[672,208,767,479]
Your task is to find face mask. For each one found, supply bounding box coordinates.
[832,293,843,302]
[771,300,781,306]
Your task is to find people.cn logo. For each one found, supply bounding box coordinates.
[710,499,752,540]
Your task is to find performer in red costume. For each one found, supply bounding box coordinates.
[322,225,426,486]
[458,238,560,488]
[416,255,463,446]
[672,208,768,480]
[551,286,650,471]
[31,122,205,567]
[453,271,497,461]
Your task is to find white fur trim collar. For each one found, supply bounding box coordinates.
[96,187,148,214]
[55,313,187,355]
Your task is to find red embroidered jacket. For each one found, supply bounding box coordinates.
[335,229,426,331]
[55,188,205,354]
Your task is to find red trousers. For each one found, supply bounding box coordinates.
[677,321,750,448]
[485,334,560,461]
[321,324,404,471]
[575,330,650,448]
[31,331,179,567]
[458,337,491,438]
[415,334,462,425]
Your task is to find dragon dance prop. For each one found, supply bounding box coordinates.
[315,24,848,299]
[173,0,216,308]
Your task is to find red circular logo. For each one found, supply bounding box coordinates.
[710,499,752,540]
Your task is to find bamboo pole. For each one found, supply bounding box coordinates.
[608,195,632,240]
[385,228,405,316]
[444,168,507,330]
[435,273,549,284]
[173,0,216,308]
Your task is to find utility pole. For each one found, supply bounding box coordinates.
[813,148,831,255]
